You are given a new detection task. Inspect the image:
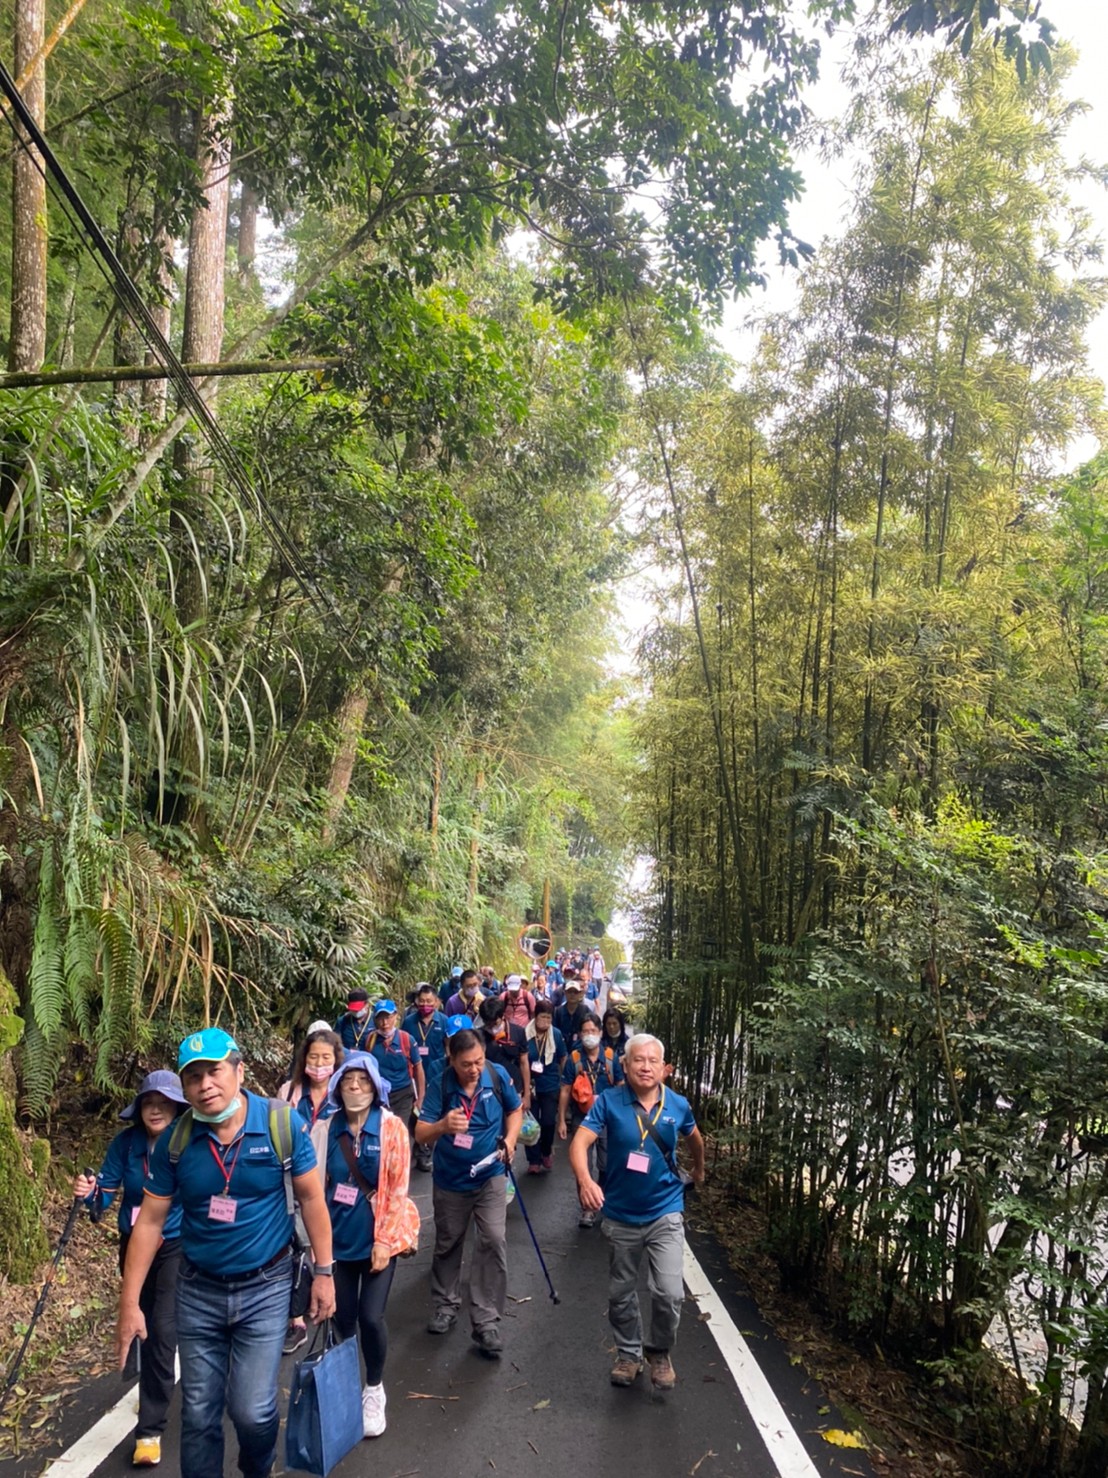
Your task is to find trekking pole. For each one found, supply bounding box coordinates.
[502,1157,561,1305]
[0,1173,93,1417]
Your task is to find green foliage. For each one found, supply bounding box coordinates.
[0,1090,48,1283]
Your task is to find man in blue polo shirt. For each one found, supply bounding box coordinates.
[569,1032,704,1395]
[116,1029,337,1478]
[403,983,448,1171]
[416,1020,522,1358]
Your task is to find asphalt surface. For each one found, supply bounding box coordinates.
[19,1148,876,1478]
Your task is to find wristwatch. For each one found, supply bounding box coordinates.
[312,1263,334,1277]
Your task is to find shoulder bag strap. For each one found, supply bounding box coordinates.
[337,1132,376,1204]
[633,1105,680,1178]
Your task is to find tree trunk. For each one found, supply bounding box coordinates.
[142,230,173,423]
[9,0,47,373]
[237,181,258,280]
[467,768,486,906]
[322,688,369,842]
[171,105,232,630]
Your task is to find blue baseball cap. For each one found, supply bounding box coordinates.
[451,965,463,979]
[119,1069,188,1120]
[445,1013,473,1036]
[373,999,398,1016]
[177,1027,239,1070]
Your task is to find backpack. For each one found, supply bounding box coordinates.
[168,1097,296,1218]
[569,1048,616,1113]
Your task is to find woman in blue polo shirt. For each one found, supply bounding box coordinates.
[278,1028,344,1128]
[310,1052,416,1440]
[416,1023,522,1358]
[74,1070,187,1469]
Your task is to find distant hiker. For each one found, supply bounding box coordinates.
[75,1070,187,1468]
[310,1052,419,1439]
[363,999,425,1136]
[335,987,375,1052]
[478,995,531,1103]
[553,976,588,1049]
[444,967,485,1018]
[402,983,449,1171]
[602,1007,630,1058]
[524,1000,567,1174]
[116,1028,336,1478]
[569,1032,704,1393]
[438,964,464,1007]
[416,1022,522,1359]
[501,972,537,1029]
[557,1011,623,1226]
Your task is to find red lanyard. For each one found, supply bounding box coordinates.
[458,1091,479,1125]
[207,1134,243,1194]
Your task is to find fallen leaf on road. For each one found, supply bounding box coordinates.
[533,1398,551,1410]
[507,1382,529,1392]
[689,1449,717,1475]
[697,1311,712,1321]
[507,1295,532,1304]
[821,1429,866,1449]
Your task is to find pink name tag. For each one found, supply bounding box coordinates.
[454,1132,474,1149]
[208,1195,237,1223]
[418,1045,429,1056]
[627,1152,651,1173]
[333,1182,359,1207]
[131,1205,141,1226]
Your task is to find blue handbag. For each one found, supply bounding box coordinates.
[285,1321,363,1475]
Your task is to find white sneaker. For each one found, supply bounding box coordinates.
[361,1382,386,1438]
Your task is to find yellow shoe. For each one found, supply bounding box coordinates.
[132,1436,161,1466]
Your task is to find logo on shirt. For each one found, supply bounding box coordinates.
[248,1145,271,1155]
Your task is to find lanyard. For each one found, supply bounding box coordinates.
[416,1017,434,1043]
[634,1086,666,1151]
[207,1133,244,1194]
[580,1051,604,1085]
[458,1087,480,1125]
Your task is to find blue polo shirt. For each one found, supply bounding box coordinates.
[144,1091,316,1275]
[365,1029,419,1094]
[323,1109,381,1262]
[582,1085,696,1225]
[526,1027,567,1096]
[553,1002,587,1049]
[335,1013,375,1053]
[419,1063,520,1194]
[293,1091,336,1129]
[91,1126,183,1240]
[402,1009,448,1069]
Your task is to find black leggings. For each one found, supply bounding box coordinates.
[119,1234,180,1437]
[333,1257,397,1386]
[525,1092,559,1163]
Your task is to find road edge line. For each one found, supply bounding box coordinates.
[38,1383,140,1478]
[683,1241,823,1478]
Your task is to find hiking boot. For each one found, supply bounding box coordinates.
[427,1309,457,1335]
[361,1382,386,1438]
[609,1355,643,1387]
[648,1352,676,1390]
[282,1322,308,1356]
[132,1436,161,1467]
[471,1324,503,1359]
[578,1209,595,1228]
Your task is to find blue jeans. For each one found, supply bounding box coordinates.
[176,1256,291,1478]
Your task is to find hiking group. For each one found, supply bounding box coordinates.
[78,951,704,1475]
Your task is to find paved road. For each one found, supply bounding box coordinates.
[24,1151,875,1478]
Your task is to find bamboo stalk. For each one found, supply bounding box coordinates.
[0,356,342,389]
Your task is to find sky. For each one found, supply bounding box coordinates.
[719,1,1108,447]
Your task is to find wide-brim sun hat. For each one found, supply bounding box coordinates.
[120,1069,188,1120]
[327,1050,390,1109]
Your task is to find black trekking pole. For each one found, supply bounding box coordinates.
[502,1156,561,1305]
[0,1172,94,1418]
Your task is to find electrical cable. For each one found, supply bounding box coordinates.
[0,57,351,643]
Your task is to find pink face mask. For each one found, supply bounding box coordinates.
[305,1065,332,1082]
[418,1004,436,1016]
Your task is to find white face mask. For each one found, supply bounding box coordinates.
[580,1034,601,1050]
[342,1088,373,1113]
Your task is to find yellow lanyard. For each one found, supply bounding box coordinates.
[636,1086,666,1150]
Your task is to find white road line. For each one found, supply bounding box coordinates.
[683,1243,822,1478]
[38,1383,139,1478]
[40,1357,179,1478]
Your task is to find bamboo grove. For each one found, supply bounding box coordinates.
[634,45,1108,1476]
